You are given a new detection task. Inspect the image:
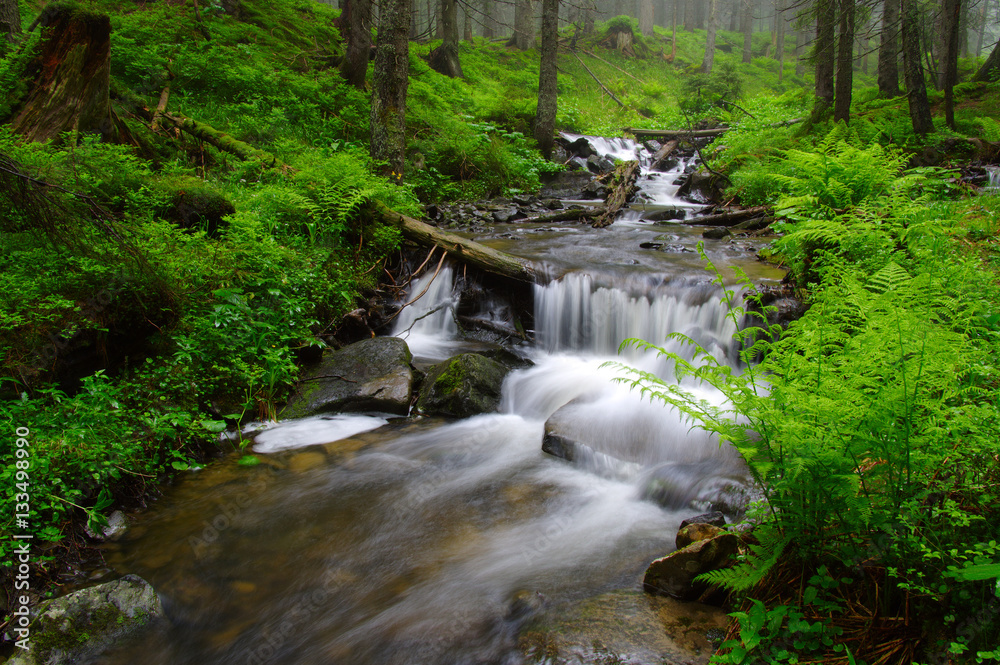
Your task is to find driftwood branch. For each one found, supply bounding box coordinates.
[573,52,625,108]
[593,160,640,228]
[377,204,537,283]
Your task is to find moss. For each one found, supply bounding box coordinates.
[435,356,467,394]
[33,601,145,664]
[154,175,235,236]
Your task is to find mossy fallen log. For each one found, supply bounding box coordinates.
[377,204,537,283]
[159,113,289,171]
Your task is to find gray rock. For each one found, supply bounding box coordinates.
[492,208,520,223]
[586,154,614,174]
[83,510,128,541]
[416,353,509,418]
[9,575,164,665]
[676,523,724,550]
[702,226,730,240]
[281,337,414,419]
[643,533,740,601]
[680,512,727,529]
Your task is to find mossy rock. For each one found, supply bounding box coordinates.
[416,353,509,418]
[280,337,415,420]
[155,176,235,236]
[9,575,164,665]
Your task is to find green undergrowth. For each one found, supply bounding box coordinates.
[614,126,1000,662]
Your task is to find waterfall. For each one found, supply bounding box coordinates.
[392,264,458,360]
[987,166,1000,192]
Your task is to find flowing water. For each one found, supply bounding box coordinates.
[99,137,782,665]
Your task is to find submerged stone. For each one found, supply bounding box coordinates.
[519,588,727,665]
[280,337,414,419]
[416,353,509,418]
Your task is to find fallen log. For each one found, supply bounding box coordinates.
[377,204,537,283]
[624,118,804,140]
[522,206,605,224]
[159,113,289,171]
[649,140,679,171]
[678,205,772,227]
[593,160,640,228]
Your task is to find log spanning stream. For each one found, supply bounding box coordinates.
[101,137,786,665]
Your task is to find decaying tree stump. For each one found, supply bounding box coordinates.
[593,160,640,228]
[11,5,130,143]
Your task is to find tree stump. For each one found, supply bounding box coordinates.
[11,5,129,143]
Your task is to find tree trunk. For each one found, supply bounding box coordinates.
[481,0,495,38]
[536,0,558,159]
[834,0,854,123]
[975,1,987,56]
[877,0,900,96]
[430,0,463,76]
[776,0,785,81]
[974,39,1000,81]
[942,0,962,129]
[640,0,654,36]
[900,0,934,133]
[703,0,718,72]
[1,0,21,44]
[741,0,753,63]
[463,2,472,40]
[795,27,806,76]
[812,0,836,119]
[510,0,535,49]
[340,0,373,88]
[370,0,411,179]
[729,0,739,31]
[11,7,128,144]
[584,0,596,33]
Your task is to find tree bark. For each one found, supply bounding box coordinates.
[536,0,559,159]
[703,0,719,72]
[510,0,535,49]
[584,0,596,33]
[877,0,901,96]
[834,0,854,123]
[463,2,472,41]
[430,0,463,76]
[1,0,21,44]
[370,0,411,179]
[776,0,785,81]
[481,0,495,38]
[900,0,934,133]
[941,0,962,129]
[640,0,655,35]
[680,205,771,226]
[812,0,837,119]
[378,204,537,283]
[340,0,373,88]
[649,139,679,170]
[741,0,753,63]
[160,113,286,169]
[11,7,129,144]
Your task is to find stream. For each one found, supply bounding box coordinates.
[99,136,785,665]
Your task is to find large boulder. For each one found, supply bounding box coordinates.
[416,353,509,418]
[643,533,740,601]
[281,337,414,419]
[9,575,164,665]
